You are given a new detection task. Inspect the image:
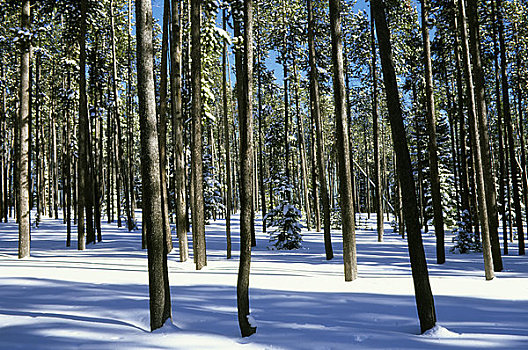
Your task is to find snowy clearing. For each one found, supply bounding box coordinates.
[1,213,527,349]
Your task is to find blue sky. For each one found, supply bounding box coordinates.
[149,0,370,83]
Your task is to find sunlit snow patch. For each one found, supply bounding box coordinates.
[423,325,460,338]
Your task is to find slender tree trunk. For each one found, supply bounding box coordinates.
[514,25,528,253]
[255,7,266,234]
[65,73,72,247]
[127,0,136,231]
[293,63,311,231]
[221,8,232,259]
[370,11,383,242]
[136,0,172,331]
[329,0,357,281]
[159,0,173,253]
[371,0,436,333]
[498,0,524,255]
[310,105,321,232]
[77,0,91,250]
[191,0,206,269]
[18,0,31,258]
[307,0,332,259]
[457,0,495,278]
[170,0,189,261]
[421,0,445,264]
[467,0,502,270]
[452,8,472,232]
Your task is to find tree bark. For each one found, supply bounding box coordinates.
[498,0,524,255]
[467,0,502,270]
[421,0,445,264]
[370,10,383,242]
[236,0,257,338]
[171,0,189,262]
[18,0,31,258]
[158,0,173,253]
[221,8,232,259]
[329,0,357,281]
[136,0,172,331]
[191,0,206,269]
[307,0,333,260]
[456,0,495,278]
[371,0,436,333]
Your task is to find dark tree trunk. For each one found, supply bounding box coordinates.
[256,6,266,234]
[370,9,383,242]
[452,7,472,232]
[467,0,502,270]
[371,0,436,333]
[498,0,524,255]
[307,0,333,259]
[191,0,207,269]
[236,0,257,338]
[126,0,136,232]
[222,8,232,259]
[136,0,172,331]
[421,0,445,264]
[159,0,173,253]
[456,0,495,278]
[171,0,189,262]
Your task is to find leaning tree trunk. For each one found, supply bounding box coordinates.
[421,0,445,264]
[371,0,437,333]
[307,0,333,260]
[136,0,172,331]
[236,0,257,338]
[191,0,207,269]
[329,0,357,282]
[18,0,31,259]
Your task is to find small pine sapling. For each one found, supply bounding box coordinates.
[264,178,303,250]
[451,210,482,253]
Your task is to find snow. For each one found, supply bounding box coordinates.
[1,212,527,349]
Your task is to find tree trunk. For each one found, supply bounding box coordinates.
[456,0,495,278]
[467,0,502,270]
[18,0,31,258]
[159,0,173,253]
[371,0,436,333]
[307,0,333,260]
[171,0,189,262]
[452,8,472,233]
[370,10,383,242]
[498,0,524,255]
[421,0,445,264]
[329,0,357,281]
[514,25,528,256]
[221,8,232,259]
[191,0,206,269]
[126,0,136,231]
[136,0,172,331]
[293,63,311,231]
[77,0,90,250]
[236,0,257,338]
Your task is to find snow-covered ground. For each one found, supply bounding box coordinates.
[1,212,527,349]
